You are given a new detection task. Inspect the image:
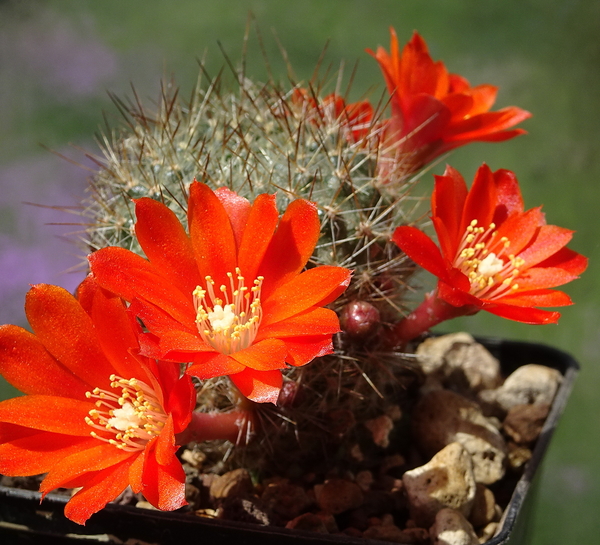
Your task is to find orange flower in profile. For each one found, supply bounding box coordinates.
[89,181,351,404]
[292,88,374,142]
[390,164,587,342]
[0,280,196,524]
[368,29,531,176]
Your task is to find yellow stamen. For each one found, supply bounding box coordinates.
[85,376,167,452]
[454,221,526,299]
[193,267,263,354]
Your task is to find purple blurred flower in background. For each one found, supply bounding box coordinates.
[0,156,88,326]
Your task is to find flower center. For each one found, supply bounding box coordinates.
[85,375,167,452]
[454,219,525,299]
[193,268,264,355]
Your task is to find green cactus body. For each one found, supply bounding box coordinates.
[85,67,425,473]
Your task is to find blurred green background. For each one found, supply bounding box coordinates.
[0,0,598,542]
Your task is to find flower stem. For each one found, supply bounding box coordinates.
[387,291,467,346]
[176,409,255,446]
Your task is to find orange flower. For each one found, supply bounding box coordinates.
[390,164,587,341]
[292,88,374,142]
[368,29,531,175]
[0,280,195,524]
[89,181,351,404]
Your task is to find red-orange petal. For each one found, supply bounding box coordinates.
[442,93,474,122]
[494,289,573,308]
[229,338,289,372]
[186,352,245,380]
[76,277,148,381]
[237,193,279,282]
[492,168,524,222]
[153,416,176,466]
[518,225,574,268]
[160,374,196,435]
[128,298,197,340]
[536,247,588,276]
[128,447,145,494]
[89,247,195,329]
[158,331,214,360]
[494,207,545,257]
[134,197,200,295]
[432,166,468,256]
[470,128,528,143]
[141,434,187,511]
[63,457,135,524]
[482,303,560,325]
[0,325,89,399]
[0,396,93,436]
[261,266,351,327]
[461,164,496,232]
[229,367,282,404]
[258,199,321,299]
[467,84,498,115]
[255,307,340,341]
[399,94,449,148]
[0,433,97,476]
[514,266,581,290]
[283,335,335,367]
[214,187,252,250]
[188,181,237,287]
[40,442,133,494]
[445,107,531,141]
[392,226,449,281]
[437,275,479,308]
[24,284,115,390]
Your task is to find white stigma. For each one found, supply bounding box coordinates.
[207,304,237,330]
[477,253,504,278]
[107,402,143,432]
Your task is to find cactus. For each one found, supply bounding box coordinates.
[82,59,425,473]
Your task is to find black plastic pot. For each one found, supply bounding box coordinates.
[0,338,579,545]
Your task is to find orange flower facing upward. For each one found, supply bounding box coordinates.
[0,280,196,524]
[89,181,352,404]
[368,29,531,177]
[390,164,587,342]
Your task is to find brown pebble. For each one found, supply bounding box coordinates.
[503,403,550,445]
[478,521,499,543]
[380,454,407,476]
[316,512,339,533]
[261,480,313,520]
[365,415,395,448]
[356,470,374,491]
[469,484,496,528]
[343,527,364,538]
[209,468,253,501]
[401,526,429,544]
[285,513,329,533]
[363,523,406,542]
[316,478,364,515]
[507,443,533,470]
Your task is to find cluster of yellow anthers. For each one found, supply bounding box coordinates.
[193,268,264,355]
[454,220,525,299]
[85,375,168,452]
